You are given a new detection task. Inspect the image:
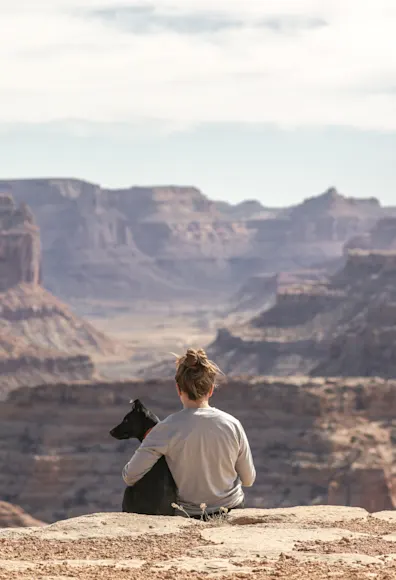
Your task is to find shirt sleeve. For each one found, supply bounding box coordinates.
[122,422,171,486]
[235,422,256,487]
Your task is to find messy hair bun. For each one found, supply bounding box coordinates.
[184,348,199,368]
[184,348,208,368]
[175,348,223,401]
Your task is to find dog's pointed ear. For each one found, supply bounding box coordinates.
[129,399,141,409]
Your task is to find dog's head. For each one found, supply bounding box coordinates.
[109,399,160,441]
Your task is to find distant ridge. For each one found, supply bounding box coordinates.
[1,179,392,301]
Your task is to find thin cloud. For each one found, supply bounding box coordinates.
[0,1,395,130]
[89,5,326,36]
[90,5,245,34]
[257,16,328,33]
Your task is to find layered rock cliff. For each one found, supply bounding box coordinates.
[1,180,390,300]
[209,250,396,378]
[346,216,396,253]
[312,251,396,377]
[229,270,328,318]
[1,376,395,523]
[0,193,41,291]
[0,283,116,356]
[0,192,117,395]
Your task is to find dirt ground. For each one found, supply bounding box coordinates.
[2,507,396,580]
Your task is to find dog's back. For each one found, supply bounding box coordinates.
[110,399,177,516]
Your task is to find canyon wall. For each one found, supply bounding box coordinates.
[209,250,396,378]
[312,251,396,377]
[0,376,395,523]
[346,217,396,253]
[0,192,116,394]
[0,180,389,300]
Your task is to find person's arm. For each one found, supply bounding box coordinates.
[122,422,171,486]
[235,422,256,487]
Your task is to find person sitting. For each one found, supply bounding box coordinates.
[122,348,256,518]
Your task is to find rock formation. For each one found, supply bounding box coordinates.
[0,192,117,396]
[0,339,94,401]
[1,376,396,523]
[2,507,396,579]
[229,270,328,317]
[0,193,41,291]
[1,180,390,301]
[0,502,44,528]
[312,251,396,377]
[0,283,116,356]
[346,216,396,253]
[209,249,396,378]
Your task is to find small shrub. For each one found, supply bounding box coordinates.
[172,502,230,525]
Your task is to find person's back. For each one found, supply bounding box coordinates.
[122,348,255,516]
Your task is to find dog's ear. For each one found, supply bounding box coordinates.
[134,399,150,416]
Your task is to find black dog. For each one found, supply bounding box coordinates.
[110,399,176,515]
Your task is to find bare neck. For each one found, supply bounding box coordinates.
[182,398,211,410]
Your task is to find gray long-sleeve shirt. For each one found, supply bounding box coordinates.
[122,406,256,515]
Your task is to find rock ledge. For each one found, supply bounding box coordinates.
[2,507,396,579]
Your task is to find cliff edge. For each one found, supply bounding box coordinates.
[1,507,396,579]
[1,377,396,523]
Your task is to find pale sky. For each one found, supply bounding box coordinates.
[1,1,395,206]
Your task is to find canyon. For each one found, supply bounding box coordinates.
[0,376,395,524]
[2,178,396,551]
[0,179,391,302]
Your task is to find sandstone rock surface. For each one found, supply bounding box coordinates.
[1,507,396,579]
[1,180,390,300]
[1,377,396,523]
